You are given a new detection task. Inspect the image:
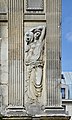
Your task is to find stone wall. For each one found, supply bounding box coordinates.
[0,0,69,119]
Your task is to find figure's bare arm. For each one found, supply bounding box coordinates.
[39,26,46,42]
[30,27,36,32]
[25,45,30,52]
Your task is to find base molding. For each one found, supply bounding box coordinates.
[44,106,67,115]
[0,106,71,120]
[1,106,27,117]
[2,115,71,120]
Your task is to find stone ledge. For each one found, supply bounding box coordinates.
[2,115,71,120]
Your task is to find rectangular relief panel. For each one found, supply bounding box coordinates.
[24,22,47,109]
[26,0,44,11]
[24,0,46,21]
[0,0,8,13]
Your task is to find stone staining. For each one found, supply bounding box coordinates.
[25,26,46,104]
[26,0,44,11]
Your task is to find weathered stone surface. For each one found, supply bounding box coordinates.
[0,0,71,120]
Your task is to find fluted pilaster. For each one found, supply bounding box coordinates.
[8,0,24,106]
[46,0,62,106]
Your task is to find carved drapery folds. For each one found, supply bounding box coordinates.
[25,26,46,105]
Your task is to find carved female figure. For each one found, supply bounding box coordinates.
[25,26,46,101]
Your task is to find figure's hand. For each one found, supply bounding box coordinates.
[25,45,30,52]
[36,26,46,30]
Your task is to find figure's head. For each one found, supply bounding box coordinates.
[34,29,41,40]
[25,31,33,44]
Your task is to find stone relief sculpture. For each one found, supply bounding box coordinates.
[25,26,46,104]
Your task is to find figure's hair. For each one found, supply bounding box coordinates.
[25,31,34,44]
[34,28,42,34]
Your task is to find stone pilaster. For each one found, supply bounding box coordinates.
[8,0,24,106]
[46,0,62,107]
[0,38,2,84]
[0,38,2,65]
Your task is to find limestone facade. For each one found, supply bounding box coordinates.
[0,0,62,111]
[0,0,71,120]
